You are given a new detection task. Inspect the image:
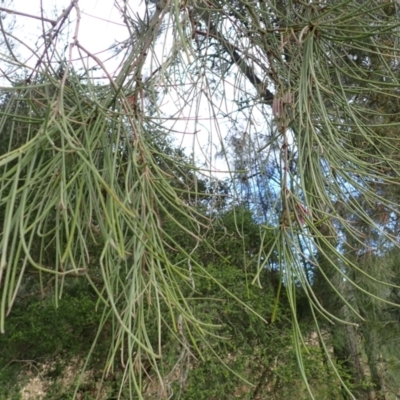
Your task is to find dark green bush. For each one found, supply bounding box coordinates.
[0,277,104,396]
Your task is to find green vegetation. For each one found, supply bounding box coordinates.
[1,0,400,399]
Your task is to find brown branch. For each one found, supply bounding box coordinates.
[0,7,57,26]
[115,0,172,82]
[52,1,76,29]
[26,1,77,83]
[193,9,274,104]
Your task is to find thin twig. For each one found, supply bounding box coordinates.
[0,7,57,26]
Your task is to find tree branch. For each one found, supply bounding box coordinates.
[0,7,57,26]
[193,8,274,104]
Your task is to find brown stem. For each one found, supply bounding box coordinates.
[0,7,57,25]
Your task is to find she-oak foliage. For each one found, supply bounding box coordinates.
[1,0,400,398]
